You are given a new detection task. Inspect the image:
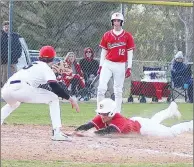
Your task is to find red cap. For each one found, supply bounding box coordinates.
[39,46,56,58]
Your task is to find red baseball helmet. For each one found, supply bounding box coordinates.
[39,46,56,58]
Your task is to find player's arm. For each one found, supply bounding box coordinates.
[94,126,119,136]
[99,48,108,66]
[48,81,70,100]
[75,122,95,131]
[48,81,80,112]
[97,48,107,75]
[126,32,135,71]
[127,50,133,69]
[125,50,134,78]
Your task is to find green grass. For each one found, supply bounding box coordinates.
[1,160,193,167]
[2,102,193,127]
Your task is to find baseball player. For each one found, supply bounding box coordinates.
[97,12,135,113]
[75,99,193,137]
[1,46,80,141]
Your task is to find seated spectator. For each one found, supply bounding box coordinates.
[171,51,193,103]
[52,52,85,97]
[171,51,192,88]
[79,47,99,86]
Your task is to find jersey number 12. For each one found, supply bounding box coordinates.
[119,49,125,56]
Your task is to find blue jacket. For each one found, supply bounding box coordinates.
[1,30,22,64]
[171,60,192,87]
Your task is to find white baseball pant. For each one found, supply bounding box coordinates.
[1,81,62,129]
[131,106,193,137]
[97,60,125,113]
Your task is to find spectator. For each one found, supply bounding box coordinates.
[171,51,192,87]
[52,52,85,97]
[171,51,193,102]
[79,47,99,84]
[1,21,22,87]
[79,47,114,99]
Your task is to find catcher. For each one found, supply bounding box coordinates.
[74,98,193,137]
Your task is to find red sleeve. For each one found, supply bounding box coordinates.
[127,33,135,51]
[99,33,108,50]
[91,115,106,130]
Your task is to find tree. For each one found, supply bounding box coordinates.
[176,7,193,62]
[9,1,119,57]
[124,4,193,62]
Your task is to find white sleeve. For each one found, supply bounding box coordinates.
[99,48,107,66]
[127,50,133,68]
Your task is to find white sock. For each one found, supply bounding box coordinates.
[115,97,122,113]
[97,94,105,108]
[114,91,123,113]
[49,100,62,130]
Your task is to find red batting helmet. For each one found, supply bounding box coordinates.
[39,46,56,63]
[39,46,56,58]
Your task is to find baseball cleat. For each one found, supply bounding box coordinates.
[169,101,181,119]
[51,131,72,141]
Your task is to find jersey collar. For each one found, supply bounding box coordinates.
[111,29,125,38]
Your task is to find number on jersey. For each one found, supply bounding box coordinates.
[119,49,125,56]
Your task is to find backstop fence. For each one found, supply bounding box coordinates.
[1,1,193,102]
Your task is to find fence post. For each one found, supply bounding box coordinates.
[7,0,13,79]
[192,0,194,104]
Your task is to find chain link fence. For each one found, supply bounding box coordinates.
[1,1,193,102]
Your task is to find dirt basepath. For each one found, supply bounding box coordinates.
[1,125,193,164]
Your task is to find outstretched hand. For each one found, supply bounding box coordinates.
[69,97,80,112]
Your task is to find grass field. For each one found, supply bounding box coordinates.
[1,102,193,167]
[1,160,193,167]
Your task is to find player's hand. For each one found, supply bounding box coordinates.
[125,68,131,78]
[69,97,80,112]
[97,66,102,75]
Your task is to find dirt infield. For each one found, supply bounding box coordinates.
[1,124,193,164]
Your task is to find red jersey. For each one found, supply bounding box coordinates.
[99,30,135,63]
[91,113,141,134]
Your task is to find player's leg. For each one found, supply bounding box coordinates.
[1,102,21,125]
[112,62,125,113]
[97,62,113,106]
[131,117,175,137]
[150,102,181,124]
[10,83,70,141]
[170,120,193,136]
[1,85,21,124]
